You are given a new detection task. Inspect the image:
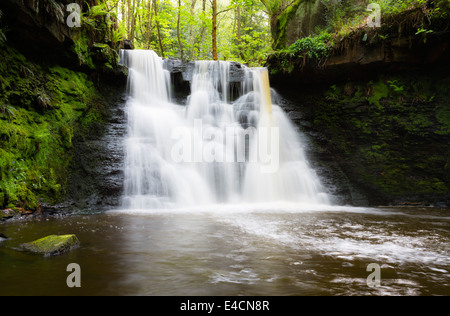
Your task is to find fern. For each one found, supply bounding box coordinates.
[88,4,110,17]
[36,90,52,109]
[111,26,125,45]
[0,102,16,118]
[287,32,334,60]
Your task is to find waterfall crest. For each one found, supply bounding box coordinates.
[120,50,329,209]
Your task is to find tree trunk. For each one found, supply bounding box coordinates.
[145,0,153,49]
[236,5,245,60]
[122,0,125,30]
[188,0,197,60]
[127,0,131,39]
[212,0,218,60]
[177,0,184,60]
[153,0,165,57]
[195,0,207,59]
[130,0,137,45]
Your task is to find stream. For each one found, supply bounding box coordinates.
[1,205,449,296]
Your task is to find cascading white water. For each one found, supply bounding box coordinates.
[120,50,329,209]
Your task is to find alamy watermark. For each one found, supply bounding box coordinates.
[170,119,280,173]
[66,3,81,28]
[366,263,381,288]
[66,263,81,288]
[367,3,381,28]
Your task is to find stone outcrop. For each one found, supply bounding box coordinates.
[20,234,80,256]
[267,27,450,86]
[0,0,83,59]
[266,24,450,206]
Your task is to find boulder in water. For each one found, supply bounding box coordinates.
[0,209,15,221]
[20,234,80,256]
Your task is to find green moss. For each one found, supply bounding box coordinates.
[367,80,390,110]
[20,234,80,256]
[73,31,95,69]
[272,0,304,50]
[305,73,450,201]
[0,45,105,210]
[435,106,450,135]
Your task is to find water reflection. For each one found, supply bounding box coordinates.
[0,206,449,296]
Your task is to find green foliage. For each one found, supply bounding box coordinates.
[435,106,450,135]
[267,31,334,74]
[72,1,121,69]
[287,31,333,60]
[415,27,434,43]
[367,80,389,110]
[0,102,16,119]
[110,0,272,65]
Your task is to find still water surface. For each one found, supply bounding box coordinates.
[1,205,449,296]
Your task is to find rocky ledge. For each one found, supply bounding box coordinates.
[267,8,450,86]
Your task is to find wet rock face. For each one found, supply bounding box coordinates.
[164,59,247,83]
[64,90,127,212]
[164,59,248,103]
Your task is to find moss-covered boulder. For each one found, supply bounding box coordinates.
[20,234,80,256]
[0,209,16,221]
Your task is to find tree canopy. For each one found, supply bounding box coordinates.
[102,0,274,66]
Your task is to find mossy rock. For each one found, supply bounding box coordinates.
[0,209,17,221]
[20,234,80,256]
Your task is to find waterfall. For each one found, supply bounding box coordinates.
[120,50,329,209]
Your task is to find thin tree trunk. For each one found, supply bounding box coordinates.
[130,0,137,45]
[236,5,245,60]
[188,0,197,60]
[127,0,131,39]
[145,0,153,49]
[237,6,241,41]
[212,0,218,60]
[177,0,184,60]
[122,0,125,28]
[153,0,165,57]
[195,0,206,59]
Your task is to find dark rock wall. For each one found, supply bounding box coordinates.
[268,36,450,206]
[66,88,127,212]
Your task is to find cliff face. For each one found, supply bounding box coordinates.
[275,71,450,207]
[267,8,450,206]
[0,1,127,213]
[267,23,450,85]
[0,0,83,62]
